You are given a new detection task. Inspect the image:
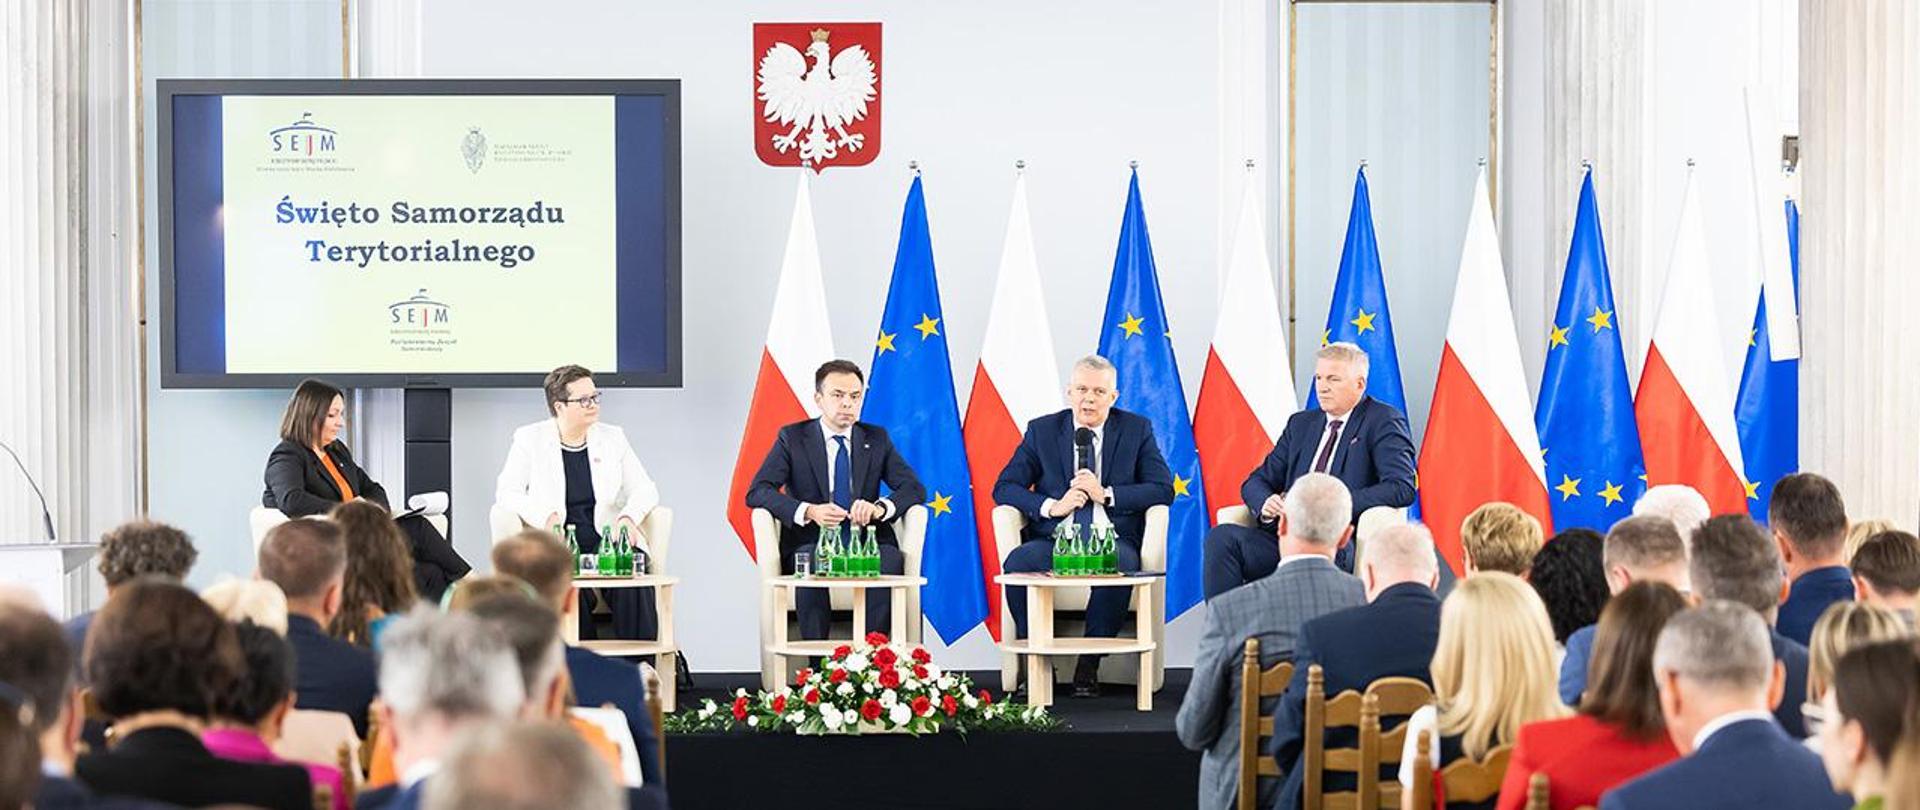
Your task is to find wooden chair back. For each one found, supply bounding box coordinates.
[312,782,332,810]
[1407,729,1514,809]
[361,703,381,774]
[643,662,666,778]
[335,740,358,805]
[1367,677,1433,809]
[1235,638,1295,810]
[1301,665,1384,810]
[1525,772,1547,810]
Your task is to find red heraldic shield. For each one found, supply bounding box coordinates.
[752,22,882,172]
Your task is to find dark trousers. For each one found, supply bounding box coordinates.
[398,514,471,602]
[1203,522,1354,601]
[575,534,658,641]
[1001,538,1142,640]
[781,542,905,640]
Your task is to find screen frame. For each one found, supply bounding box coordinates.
[157,78,683,389]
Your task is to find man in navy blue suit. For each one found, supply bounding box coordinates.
[1599,601,1848,810]
[259,518,379,737]
[746,359,925,640]
[1688,515,1813,737]
[994,354,1174,697]
[1268,523,1443,810]
[1768,473,1855,646]
[356,611,525,810]
[1204,343,1416,598]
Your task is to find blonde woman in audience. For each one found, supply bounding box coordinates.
[201,579,289,635]
[1459,503,1543,577]
[1805,602,1911,714]
[1813,640,1920,810]
[329,499,420,649]
[1400,572,1568,810]
[1842,519,1898,566]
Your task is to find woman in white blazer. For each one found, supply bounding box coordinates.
[496,364,660,639]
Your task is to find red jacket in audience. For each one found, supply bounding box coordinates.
[1494,713,1678,810]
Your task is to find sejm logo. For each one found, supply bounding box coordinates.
[388,289,451,329]
[270,112,337,156]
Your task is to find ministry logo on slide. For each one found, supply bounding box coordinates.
[269,112,338,157]
[462,127,487,173]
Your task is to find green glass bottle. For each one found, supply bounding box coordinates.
[567,524,592,576]
[617,526,635,577]
[597,525,615,575]
[1101,527,1118,574]
[1051,522,1068,574]
[820,524,838,577]
[865,526,881,577]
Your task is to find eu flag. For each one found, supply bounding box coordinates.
[1735,199,1801,520]
[1310,166,1407,414]
[1534,169,1645,531]
[1099,169,1208,619]
[864,176,986,643]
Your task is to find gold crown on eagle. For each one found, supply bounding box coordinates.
[810,28,831,43]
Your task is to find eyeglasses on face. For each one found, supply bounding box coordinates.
[563,394,602,407]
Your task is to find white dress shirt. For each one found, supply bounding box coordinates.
[1309,408,1354,473]
[795,419,895,526]
[1691,708,1777,751]
[1041,420,1115,527]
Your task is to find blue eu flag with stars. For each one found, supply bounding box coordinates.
[1735,199,1801,520]
[864,176,987,643]
[1535,169,1645,531]
[1310,166,1406,414]
[1098,169,1208,619]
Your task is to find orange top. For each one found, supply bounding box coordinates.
[316,450,355,501]
[363,715,623,789]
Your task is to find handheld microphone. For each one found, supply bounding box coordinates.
[0,440,56,542]
[1074,427,1095,473]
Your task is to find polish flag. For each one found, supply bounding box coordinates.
[963,174,1062,641]
[1418,170,1554,574]
[1635,173,1749,514]
[1195,176,1295,523]
[727,173,836,558]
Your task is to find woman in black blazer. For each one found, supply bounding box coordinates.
[263,379,470,599]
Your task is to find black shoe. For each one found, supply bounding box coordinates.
[1071,657,1101,698]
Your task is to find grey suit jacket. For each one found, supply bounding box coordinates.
[1175,555,1365,810]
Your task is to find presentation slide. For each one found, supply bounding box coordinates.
[161,80,680,387]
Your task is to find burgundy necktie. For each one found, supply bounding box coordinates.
[1312,419,1345,474]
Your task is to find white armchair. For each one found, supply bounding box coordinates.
[994,504,1169,693]
[754,505,927,691]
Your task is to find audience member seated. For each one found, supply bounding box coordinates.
[201,579,289,635]
[1770,473,1855,646]
[1397,573,1567,810]
[0,678,37,810]
[1560,516,1691,704]
[75,580,311,809]
[491,530,662,786]
[355,609,524,810]
[1459,502,1543,577]
[203,621,348,810]
[1176,473,1366,810]
[1630,485,1710,538]
[1527,528,1609,647]
[330,499,421,649]
[1805,602,1910,710]
[421,721,631,810]
[1842,519,1898,567]
[458,594,626,782]
[1814,639,1920,810]
[263,378,470,600]
[259,518,378,737]
[1687,514,1812,736]
[1270,523,1443,810]
[64,521,198,667]
[1849,531,1920,625]
[1496,583,1686,810]
[1598,601,1848,810]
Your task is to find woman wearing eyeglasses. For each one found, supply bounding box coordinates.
[495,364,660,640]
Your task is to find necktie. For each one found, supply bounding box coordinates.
[1312,419,1344,474]
[831,435,853,509]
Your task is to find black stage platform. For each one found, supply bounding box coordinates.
[663,669,1200,810]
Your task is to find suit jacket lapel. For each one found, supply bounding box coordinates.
[1331,398,1368,477]
[849,423,871,498]
[313,444,346,499]
[1099,416,1122,481]
[801,423,830,501]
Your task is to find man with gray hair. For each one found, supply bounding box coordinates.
[1559,515,1693,703]
[1177,473,1364,810]
[1632,484,1711,538]
[1599,602,1846,810]
[356,609,525,810]
[1204,342,1415,597]
[1266,524,1444,810]
[1686,514,1811,737]
[996,353,1174,697]
[423,721,626,810]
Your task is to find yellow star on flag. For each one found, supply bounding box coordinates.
[1598,481,1625,507]
[875,331,897,353]
[1548,324,1570,349]
[927,492,953,516]
[1748,328,1758,348]
[1350,309,1377,334]
[1638,473,1649,484]
[1742,479,1761,500]
[913,314,941,340]
[1172,474,1192,498]
[1118,312,1145,339]
[1555,474,1582,501]
[1321,329,1331,347]
[1585,307,1614,333]
[1540,447,1549,459]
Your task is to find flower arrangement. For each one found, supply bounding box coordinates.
[665,632,1057,735]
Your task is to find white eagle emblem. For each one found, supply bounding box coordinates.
[756,28,878,167]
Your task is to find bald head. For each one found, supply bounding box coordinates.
[1360,524,1439,599]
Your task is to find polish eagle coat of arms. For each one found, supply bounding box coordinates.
[753,23,882,171]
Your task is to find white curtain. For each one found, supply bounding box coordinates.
[0,1,139,548]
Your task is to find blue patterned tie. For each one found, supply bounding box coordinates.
[831,435,852,510]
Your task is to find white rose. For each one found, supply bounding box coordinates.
[926,665,943,681]
[936,675,955,691]
[698,703,716,719]
[845,652,869,672]
[903,677,919,690]
[889,704,912,725]
[734,688,748,698]
[863,682,877,694]
[821,706,844,729]
[963,695,979,710]
[747,716,759,727]
[879,690,897,707]
[837,682,854,696]
[787,712,805,724]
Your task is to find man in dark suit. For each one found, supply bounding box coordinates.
[1599,602,1848,810]
[1768,473,1855,646]
[1688,515,1813,737]
[994,354,1175,696]
[1269,522,1443,810]
[1204,342,1415,598]
[417,720,639,810]
[1176,473,1366,810]
[358,611,526,810]
[258,518,378,737]
[746,359,926,640]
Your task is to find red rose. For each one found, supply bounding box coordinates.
[794,668,813,687]
[878,668,901,689]
[804,688,821,705]
[860,699,883,721]
[771,694,787,713]
[912,664,929,680]
[832,644,852,660]
[978,689,993,706]
[873,647,898,668]
[731,696,749,721]
[829,668,848,684]
[865,631,889,646]
[911,647,931,664]
[941,694,958,716]
[911,695,932,717]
